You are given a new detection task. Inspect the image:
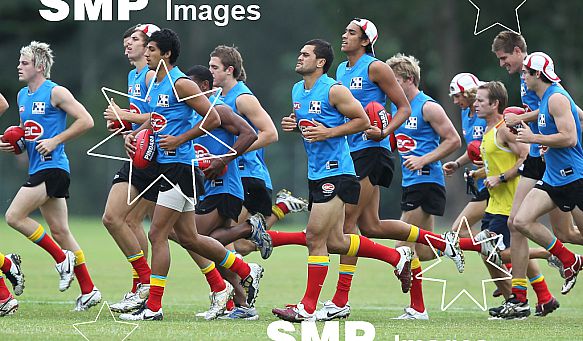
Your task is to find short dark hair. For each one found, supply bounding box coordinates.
[478,81,508,114]
[122,24,138,39]
[149,28,181,65]
[492,30,527,54]
[186,65,213,87]
[524,65,552,84]
[305,39,334,74]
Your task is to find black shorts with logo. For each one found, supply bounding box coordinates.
[518,155,545,180]
[471,187,490,202]
[401,182,446,216]
[112,162,160,202]
[308,175,360,210]
[481,212,510,249]
[242,177,273,217]
[157,163,205,198]
[23,168,70,199]
[196,193,244,221]
[351,147,395,188]
[535,179,583,212]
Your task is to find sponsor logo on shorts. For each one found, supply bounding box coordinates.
[321,182,335,195]
[32,102,45,115]
[150,112,167,132]
[23,120,44,141]
[395,133,417,154]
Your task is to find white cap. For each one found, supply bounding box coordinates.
[449,73,484,96]
[135,24,160,38]
[351,18,378,56]
[523,52,560,83]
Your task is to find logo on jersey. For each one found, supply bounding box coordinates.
[128,86,133,95]
[538,113,546,127]
[32,102,45,115]
[294,102,301,111]
[133,84,142,97]
[308,101,321,114]
[321,183,335,195]
[405,117,417,130]
[23,120,44,141]
[473,126,484,139]
[396,133,417,153]
[129,103,142,115]
[521,83,527,98]
[157,94,170,108]
[150,113,167,132]
[19,106,25,113]
[350,77,363,90]
[298,119,317,140]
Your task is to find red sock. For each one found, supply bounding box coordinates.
[530,276,552,305]
[0,278,10,300]
[35,235,66,263]
[547,238,576,268]
[131,277,139,293]
[301,256,329,314]
[410,262,425,312]
[226,257,251,280]
[73,250,94,295]
[276,202,290,215]
[147,285,165,312]
[205,268,227,293]
[130,256,151,285]
[0,256,12,274]
[459,238,482,252]
[416,229,447,251]
[512,286,527,302]
[267,230,306,247]
[331,271,354,308]
[354,235,400,267]
[226,299,235,311]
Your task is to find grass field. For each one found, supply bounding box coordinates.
[1,217,583,341]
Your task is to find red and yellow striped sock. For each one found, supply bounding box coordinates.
[27,225,65,263]
[511,278,528,303]
[0,253,12,274]
[220,251,250,279]
[410,258,425,313]
[147,275,166,312]
[73,250,94,295]
[0,277,10,300]
[131,269,139,293]
[128,250,151,285]
[346,234,400,267]
[331,264,356,308]
[201,262,226,293]
[301,255,330,314]
[529,274,552,305]
[546,238,576,268]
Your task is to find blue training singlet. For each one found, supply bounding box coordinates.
[292,74,356,180]
[128,66,150,130]
[193,96,244,201]
[220,81,272,189]
[521,76,541,157]
[461,107,487,192]
[148,66,196,166]
[18,80,70,175]
[393,91,445,187]
[336,54,390,152]
[538,84,583,186]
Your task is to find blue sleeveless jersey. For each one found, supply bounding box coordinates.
[292,74,355,180]
[148,66,196,166]
[538,84,583,186]
[461,107,487,191]
[192,99,244,201]
[393,92,445,187]
[128,66,150,130]
[17,80,70,175]
[336,54,390,152]
[521,77,541,157]
[220,81,272,189]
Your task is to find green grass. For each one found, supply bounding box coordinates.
[1,218,583,340]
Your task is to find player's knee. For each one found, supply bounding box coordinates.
[148,226,166,245]
[102,211,122,231]
[512,214,530,233]
[49,227,69,245]
[5,209,21,227]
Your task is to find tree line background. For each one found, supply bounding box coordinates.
[1,0,582,226]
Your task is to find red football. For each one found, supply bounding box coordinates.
[194,144,227,176]
[131,129,156,169]
[111,109,133,131]
[1,126,26,155]
[364,101,396,146]
[503,106,526,134]
[467,140,482,164]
